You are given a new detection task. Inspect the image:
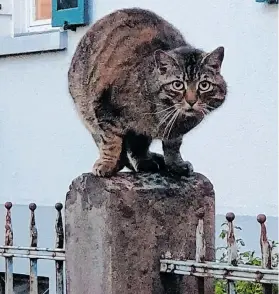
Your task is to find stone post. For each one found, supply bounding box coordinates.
[65,172,215,294]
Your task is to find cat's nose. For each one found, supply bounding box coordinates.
[187,100,197,107]
[185,90,197,107]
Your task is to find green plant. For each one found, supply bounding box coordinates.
[214,221,278,294]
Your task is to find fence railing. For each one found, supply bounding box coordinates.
[1,201,278,294]
[160,210,279,294]
[0,202,65,294]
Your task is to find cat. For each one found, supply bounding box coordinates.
[68,7,227,177]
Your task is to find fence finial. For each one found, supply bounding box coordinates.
[195,208,206,294]
[195,208,205,263]
[5,202,13,246]
[225,212,237,293]
[257,214,272,269]
[226,212,237,266]
[55,202,65,294]
[55,202,64,249]
[29,203,38,247]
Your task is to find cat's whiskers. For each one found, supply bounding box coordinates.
[162,106,182,139]
[196,104,207,117]
[165,109,181,139]
[149,101,166,107]
[163,112,176,138]
[200,109,206,118]
[196,103,214,117]
[165,110,179,138]
[157,103,182,126]
[158,108,177,129]
[143,104,176,115]
[199,103,208,108]
[201,102,215,111]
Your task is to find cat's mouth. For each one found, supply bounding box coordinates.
[185,108,198,116]
[176,103,203,117]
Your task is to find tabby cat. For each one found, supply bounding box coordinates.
[68,8,227,177]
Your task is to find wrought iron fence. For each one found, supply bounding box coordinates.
[1,200,278,294]
[0,202,65,294]
[160,210,279,294]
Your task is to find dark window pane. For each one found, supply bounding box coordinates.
[57,0,78,10]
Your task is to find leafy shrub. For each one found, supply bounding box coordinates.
[214,221,278,294]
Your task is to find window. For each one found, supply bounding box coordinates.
[0,0,89,56]
[0,0,67,56]
[12,0,89,35]
[31,0,52,27]
[13,0,54,35]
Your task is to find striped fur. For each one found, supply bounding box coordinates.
[68,8,227,177]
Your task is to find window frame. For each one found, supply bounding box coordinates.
[29,0,52,28]
[13,0,57,36]
[0,0,67,56]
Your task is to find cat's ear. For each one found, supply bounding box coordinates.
[202,46,224,72]
[154,49,179,75]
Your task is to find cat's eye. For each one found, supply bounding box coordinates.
[198,81,212,92]
[172,81,185,91]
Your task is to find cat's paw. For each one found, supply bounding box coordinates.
[136,153,166,173]
[166,161,194,177]
[149,153,166,170]
[92,159,117,177]
[137,158,161,172]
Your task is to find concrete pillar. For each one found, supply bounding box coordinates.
[65,172,215,294]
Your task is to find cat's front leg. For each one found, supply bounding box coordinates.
[162,137,194,177]
[93,130,123,177]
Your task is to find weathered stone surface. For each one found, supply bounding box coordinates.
[65,172,215,294]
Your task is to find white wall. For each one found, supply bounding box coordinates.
[0,0,277,216]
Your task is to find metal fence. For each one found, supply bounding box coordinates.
[1,201,278,294]
[0,202,65,294]
[160,210,279,294]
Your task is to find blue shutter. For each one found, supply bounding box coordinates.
[255,0,278,3]
[52,0,89,28]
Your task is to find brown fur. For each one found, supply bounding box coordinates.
[68,8,227,177]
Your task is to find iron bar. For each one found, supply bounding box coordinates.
[0,245,65,252]
[195,208,205,294]
[0,251,65,260]
[257,214,273,294]
[227,282,236,294]
[1,202,66,294]
[55,202,65,294]
[160,259,279,284]
[29,203,38,294]
[4,202,13,294]
[0,246,65,260]
[195,208,206,263]
[226,212,237,294]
